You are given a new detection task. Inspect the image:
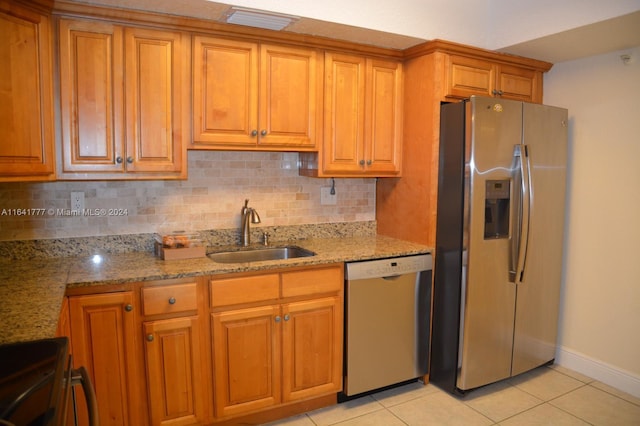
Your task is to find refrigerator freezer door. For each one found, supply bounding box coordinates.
[511,103,568,376]
[457,97,523,390]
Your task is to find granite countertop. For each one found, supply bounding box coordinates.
[0,235,431,345]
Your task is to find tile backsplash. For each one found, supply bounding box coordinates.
[0,151,376,241]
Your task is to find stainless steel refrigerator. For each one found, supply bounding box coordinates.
[431,95,568,394]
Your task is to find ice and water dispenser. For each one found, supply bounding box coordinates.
[484,180,510,239]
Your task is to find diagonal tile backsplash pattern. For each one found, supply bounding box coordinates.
[0,151,376,241]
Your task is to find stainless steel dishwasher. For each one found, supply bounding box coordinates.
[343,254,433,397]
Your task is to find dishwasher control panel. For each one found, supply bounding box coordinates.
[346,254,432,281]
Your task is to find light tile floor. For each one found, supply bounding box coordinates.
[265,365,640,425]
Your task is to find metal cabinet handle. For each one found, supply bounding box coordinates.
[284,314,290,321]
[124,304,133,312]
[146,334,154,342]
[366,160,372,166]
[275,315,281,322]
[359,159,365,166]
[126,156,134,164]
[260,129,267,136]
[168,297,176,305]
[251,130,258,137]
[116,156,123,164]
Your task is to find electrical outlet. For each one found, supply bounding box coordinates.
[320,187,337,205]
[71,192,84,212]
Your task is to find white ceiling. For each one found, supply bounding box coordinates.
[75,0,640,63]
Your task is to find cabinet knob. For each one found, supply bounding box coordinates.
[366,160,372,166]
[359,159,365,166]
[126,156,134,164]
[146,334,154,342]
[168,297,176,305]
[124,304,133,312]
[275,315,281,323]
[251,130,258,137]
[260,129,267,136]
[284,314,290,321]
[116,156,123,164]
[492,89,504,96]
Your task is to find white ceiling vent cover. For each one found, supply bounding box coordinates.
[225,7,298,31]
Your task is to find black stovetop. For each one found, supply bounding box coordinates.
[0,337,69,426]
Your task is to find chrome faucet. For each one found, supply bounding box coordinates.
[240,199,261,246]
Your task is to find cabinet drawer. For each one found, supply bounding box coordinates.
[282,266,343,298]
[211,274,279,307]
[141,282,198,316]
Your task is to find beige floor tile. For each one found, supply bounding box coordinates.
[499,403,590,426]
[333,408,406,426]
[547,364,595,384]
[372,381,440,407]
[389,389,493,426]
[509,366,585,401]
[462,381,543,422]
[590,380,640,406]
[551,385,640,425]
[306,396,384,426]
[263,413,316,426]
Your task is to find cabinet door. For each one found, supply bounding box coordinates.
[58,19,125,173]
[212,305,281,418]
[322,52,366,173]
[143,316,207,426]
[496,64,541,103]
[446,55,495,99]
[364,59,402,175]
[282,296,343,402]
[69,292,142,426]
[192,37,259,147]
[258,44,320,149]
[0,2,54,181]
[124,27,187,175]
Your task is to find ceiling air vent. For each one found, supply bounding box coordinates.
[224,7,298,31]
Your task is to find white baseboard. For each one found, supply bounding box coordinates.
[555,346,640,398]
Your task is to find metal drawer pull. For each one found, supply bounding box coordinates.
[168,297,176,305]
[147,334,154,342]
[124,304,133,312]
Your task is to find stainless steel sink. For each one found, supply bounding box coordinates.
[207,246,316,263]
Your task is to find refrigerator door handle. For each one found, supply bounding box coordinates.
[510,144,531,284]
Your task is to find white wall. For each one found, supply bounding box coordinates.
[218,0,640,50]
[544,46,640,397]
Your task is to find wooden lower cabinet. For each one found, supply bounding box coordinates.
[212,305,282,418]
[68,291,145,426]
[282,297,343,402]
[63,265,343,425]
[210,264,344,422]
[143,316,207,426]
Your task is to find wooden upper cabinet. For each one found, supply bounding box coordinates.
[299,52,402,177]
[445,54,542,103]
[58,19,123,174]
[0,1,55,181]
[192,37,321,151]
[58,18,188,179]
